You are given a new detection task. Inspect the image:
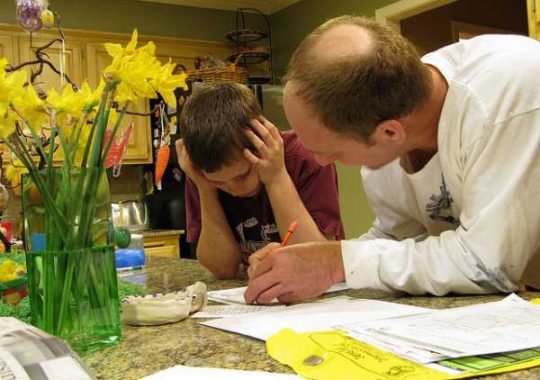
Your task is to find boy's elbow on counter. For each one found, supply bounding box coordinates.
[197,255,238,279]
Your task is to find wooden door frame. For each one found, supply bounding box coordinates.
[375,0,458,32]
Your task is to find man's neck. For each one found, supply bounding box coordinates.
[401,65,448,172]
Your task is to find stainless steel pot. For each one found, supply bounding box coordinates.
[111,200,149,231]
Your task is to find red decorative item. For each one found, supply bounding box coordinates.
[103,123,133,176]
[154,145,170,190]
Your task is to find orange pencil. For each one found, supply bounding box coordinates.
[281,220,298,246]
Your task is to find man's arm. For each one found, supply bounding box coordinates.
[247,110,540,300]
[177,140,242,279]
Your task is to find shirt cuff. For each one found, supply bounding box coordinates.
[341,239,392,292]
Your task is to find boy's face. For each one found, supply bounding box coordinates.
[203,156,261,198]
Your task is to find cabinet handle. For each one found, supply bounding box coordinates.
[144,240,166,247]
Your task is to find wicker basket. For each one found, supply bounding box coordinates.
[186,55,248,84]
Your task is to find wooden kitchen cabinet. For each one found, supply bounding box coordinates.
[143,230,183,258]
[528,0,540,39]
[18,36,83,93]
[0,24,234,166]
[0,33,17,65]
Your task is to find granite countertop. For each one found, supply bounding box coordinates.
[83,257,540,380]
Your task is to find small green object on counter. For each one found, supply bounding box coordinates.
[114,227,132,248]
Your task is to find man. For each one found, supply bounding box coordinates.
[245,15,540,304]
[177,82,344,279]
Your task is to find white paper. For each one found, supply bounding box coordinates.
[0,347,30,380]
[207,282,350,305]
[191,304,286,318]
[141,365,302,379]
[342,294,540,363]
[201,297,428,341]
[40,357,93,380]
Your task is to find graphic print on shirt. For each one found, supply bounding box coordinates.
[425,175,459,227]
[235,218,280,262]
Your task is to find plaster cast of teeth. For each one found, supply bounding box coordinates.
[122,281,208,326]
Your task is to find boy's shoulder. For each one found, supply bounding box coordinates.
[282,130,307,157]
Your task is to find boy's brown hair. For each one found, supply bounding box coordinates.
[284,15,432,142]
[180,82,261,172]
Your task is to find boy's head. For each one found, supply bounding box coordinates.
[181,82,264,198]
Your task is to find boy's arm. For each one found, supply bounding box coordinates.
[196,188,243,279]
[177,140,242,279]
[244,118,327,245]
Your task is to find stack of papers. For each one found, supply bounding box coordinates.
[207,282,350,305]
[200,297,428,341]
[340,293,540,363]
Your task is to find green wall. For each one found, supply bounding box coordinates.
[270,0,397,238]
[0,0,265,41]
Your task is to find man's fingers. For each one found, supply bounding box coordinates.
[276,291,298,305]
[244,267,279,304]
[250,118,275,147]
[255,283,287,305]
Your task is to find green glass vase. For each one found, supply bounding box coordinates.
[22,167,121,355]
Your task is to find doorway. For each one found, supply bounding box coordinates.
[400,0,528,55]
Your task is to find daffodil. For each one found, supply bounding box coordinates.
[4,161,28,190]
[0,259,17,283]
[0,111,18,139]
[103,30,187,105]
[0,58,26,116]
[150,61,188,106]
[12,84,48,134]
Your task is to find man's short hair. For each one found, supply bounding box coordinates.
[180,82,261,172]
[284,15,432,142]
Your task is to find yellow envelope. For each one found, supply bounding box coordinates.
[267,329,448,380]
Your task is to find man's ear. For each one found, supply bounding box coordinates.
[372,120,406,145]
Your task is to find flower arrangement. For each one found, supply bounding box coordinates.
[0,254,27,305]
[0,29,187,353]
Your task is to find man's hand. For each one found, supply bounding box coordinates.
[247,242,281,279]
[244,241,345,304]
[243,117,288,186]
[175,139,215,193]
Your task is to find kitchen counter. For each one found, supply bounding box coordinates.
[83,257,540,380]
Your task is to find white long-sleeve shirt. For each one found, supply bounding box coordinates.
[342,34,540,295]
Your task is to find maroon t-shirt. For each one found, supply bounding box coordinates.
[185,131,344,262]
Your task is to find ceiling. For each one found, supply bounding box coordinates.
[133,0,301,14]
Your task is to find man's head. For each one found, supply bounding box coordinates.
[283,16,432,168]
[181,82,262,197]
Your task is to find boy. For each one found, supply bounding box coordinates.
[176,82,344,278]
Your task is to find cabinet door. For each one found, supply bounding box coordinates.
[85,41,152,164]
[528,0,540,39]
[18,36,83,163]
[19,37,83,93]
[0,34,17,64]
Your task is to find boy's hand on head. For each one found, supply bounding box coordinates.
[243,117,288,186]
[175,139,215,193]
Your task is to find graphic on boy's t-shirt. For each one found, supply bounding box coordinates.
[235,218,280,262]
